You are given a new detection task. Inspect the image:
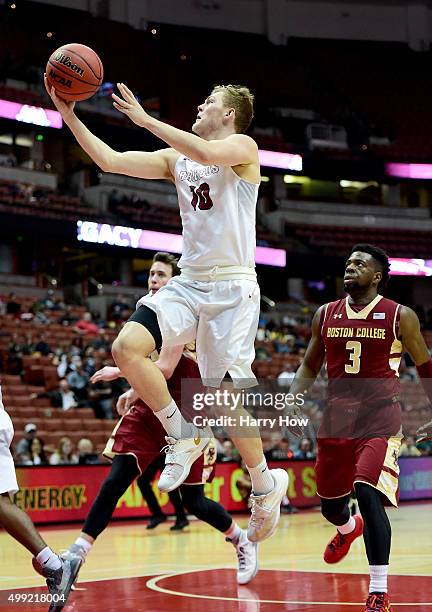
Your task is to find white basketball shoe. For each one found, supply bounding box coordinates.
[247,468,289,542]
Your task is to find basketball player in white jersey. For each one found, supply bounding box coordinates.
[0,386,81,610]
[45,77,288,542]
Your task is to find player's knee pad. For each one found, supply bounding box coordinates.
[320,495,351,524]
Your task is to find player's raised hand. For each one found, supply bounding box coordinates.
[44,74,75,118]
[90,366,121,383]
[416,419,432,443]
[112,83,149,127]
[116,388,139,416]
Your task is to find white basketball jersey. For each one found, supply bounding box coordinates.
[174,157,259,269]
[0,385,4,411]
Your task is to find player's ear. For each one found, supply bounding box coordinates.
[374,271,382,286]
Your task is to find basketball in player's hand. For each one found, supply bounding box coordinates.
[46,43,103,101]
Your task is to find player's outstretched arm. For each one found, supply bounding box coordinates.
[399,306,432,442]
[399,306,431,365]
[44,76,176,180]
[285,306,326,436]
[290,306,326,393]
[112,83,258,167]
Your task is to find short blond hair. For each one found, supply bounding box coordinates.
[212,84,254,133]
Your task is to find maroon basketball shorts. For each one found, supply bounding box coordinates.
[103,400,216,485]
[315,436,401,506]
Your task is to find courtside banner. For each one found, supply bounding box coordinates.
[14,461,319,525]
[399,457,432,501]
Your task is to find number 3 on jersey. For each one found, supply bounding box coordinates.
[345,340,362,374]
[189,182,214,211]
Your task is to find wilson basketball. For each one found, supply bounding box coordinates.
[46,43,103,102]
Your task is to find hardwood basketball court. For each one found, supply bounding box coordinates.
[1,503,431,610]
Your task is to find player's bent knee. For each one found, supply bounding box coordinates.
[112,324,155,364]
[320,496,349,522]
[183,498,207,519]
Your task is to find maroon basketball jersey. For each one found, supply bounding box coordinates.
[167,351,202,420]
[320,295,402,436]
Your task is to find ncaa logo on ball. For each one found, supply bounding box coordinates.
[48,69,72,89]
[54,52,84,77]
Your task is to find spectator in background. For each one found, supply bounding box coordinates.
[77,439,100,465]
[417,440,432,456]
[255,344,271,361]
[41,289,63,311]
[88,378,114,419]
[49,437,78,465]
[30,379,78,411]
[58,306,78,327]
[220,440,237,462]
[26,437,49,466]
[256,324,267,341]
[268,438,294,461]
[7,332,31,374]
[73,311,99,336]
[6,292,20,315]
[31,333,52,357]
[294,437,315,460]
[67,365,89,403]
[15,422,38,456]
[110,294,132,323]
[273,325,296,354]
[91,330,111,351]
[399,435,421,457]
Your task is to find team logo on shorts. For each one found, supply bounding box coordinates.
[194,436,201,446]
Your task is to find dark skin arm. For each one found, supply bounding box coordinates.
[286,306,326,436]
[399,306,432,442]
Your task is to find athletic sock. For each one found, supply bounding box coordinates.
[247,458,274,495]
[75,537,93,555]
[155,400,195,439]
[225,522,242,543]
[337,516,356,535]
[36,546,62,571]
[369,565,388,593]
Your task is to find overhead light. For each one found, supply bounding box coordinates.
[340,180,379,189]
[16,135,33,147]
[284,174,309,184]
[260,176,270,183]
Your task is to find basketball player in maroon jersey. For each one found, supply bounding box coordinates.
[288,244,432,611]
[62,252,258,586]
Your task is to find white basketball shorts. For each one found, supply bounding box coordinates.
[137,274,260,388]
[0,408,19,496]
